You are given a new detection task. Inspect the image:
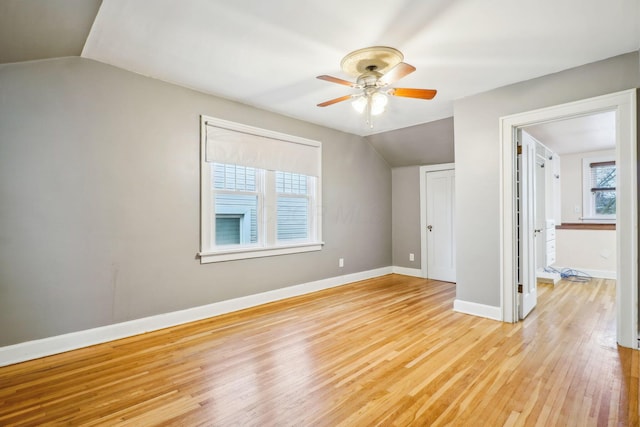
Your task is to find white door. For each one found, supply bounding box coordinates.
[426,169,456,282]
[518,131,537,319]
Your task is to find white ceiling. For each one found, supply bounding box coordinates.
[80,0,640,136]
[524,111,616,155]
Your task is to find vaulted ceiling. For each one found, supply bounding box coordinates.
[1,0,638,163]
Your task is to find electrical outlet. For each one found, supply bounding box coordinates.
[339,258,344,268]
[409,253,415,261]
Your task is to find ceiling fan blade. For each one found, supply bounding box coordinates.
[316,75,357,87]
[317,95,353,107]
[389,88,437,100]
[378,62,416,85]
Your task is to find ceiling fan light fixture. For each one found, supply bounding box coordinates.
[316,46,436,128]
[352,95,367,114]
[370,92,388,116]
[352,92,388,116]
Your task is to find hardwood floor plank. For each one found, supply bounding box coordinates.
[0,274,637,426]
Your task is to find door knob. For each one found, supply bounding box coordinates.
[427,225,433,231]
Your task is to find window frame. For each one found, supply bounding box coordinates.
[582,155,616,223]
[199,116,323,263]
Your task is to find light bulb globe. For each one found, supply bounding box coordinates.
[351,96,367,114]
[370,92,388,116]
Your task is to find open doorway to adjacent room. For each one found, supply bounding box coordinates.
[523,111,616,287]
[499,90,637,349]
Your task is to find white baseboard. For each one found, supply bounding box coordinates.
[0,266,393,367]
[536,269,561,285]
[392,266,423,278]
[453,299,502,321]
[551,266,616,280]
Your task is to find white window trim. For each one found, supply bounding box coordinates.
[199,116,323,263]
[582,155,616,223]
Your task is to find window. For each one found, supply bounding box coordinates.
[200,116,322,263]
[582,156,616,221]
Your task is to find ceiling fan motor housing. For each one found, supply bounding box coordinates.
[356,69,382,88]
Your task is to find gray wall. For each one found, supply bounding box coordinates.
[391,166,422,269]
[454,51,640,307]
[0,57,392,346]
[367,117,455,168]
[387,118,456,271]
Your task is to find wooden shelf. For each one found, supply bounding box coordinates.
[556,223,615,230]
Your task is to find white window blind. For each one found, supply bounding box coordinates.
[205,121,320,177]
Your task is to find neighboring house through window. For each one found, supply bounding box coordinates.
[582,156,616,222]
[276,171,312,242]
[200,116,322,263]
[213,163,258,245]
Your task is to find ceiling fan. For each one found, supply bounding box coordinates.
[316,46,437,127]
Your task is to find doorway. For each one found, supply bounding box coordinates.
[526,111,617,279]
[515,114,617,320]
[499,90,637,349]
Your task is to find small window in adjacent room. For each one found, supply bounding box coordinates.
[199,116,322,263]
[582,156,616,222]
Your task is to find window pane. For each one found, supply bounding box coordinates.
[213,163,225,189]
[215,194,258,245]
[277,196,308,241]
[591,164,616,190]
[276,172,311,242]
[276,171,307,194]
[216,217,241,244]
[213,163,256,191]
[590,162,616,217]
[594,190,616,215]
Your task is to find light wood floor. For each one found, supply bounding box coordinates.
[0,274,638,426]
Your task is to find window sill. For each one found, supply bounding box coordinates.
[199,242,323,263]
[580,216,615,223]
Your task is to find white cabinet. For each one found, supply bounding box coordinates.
[545,219,556,266]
